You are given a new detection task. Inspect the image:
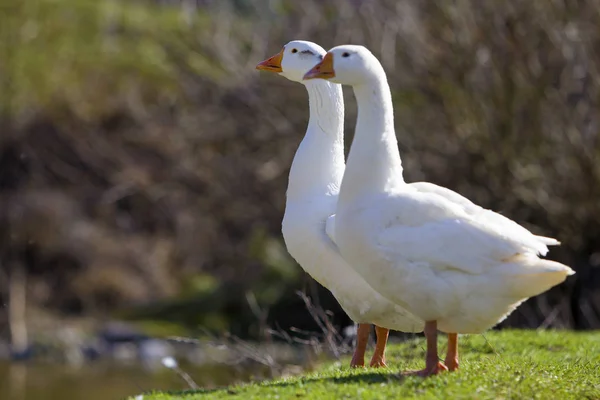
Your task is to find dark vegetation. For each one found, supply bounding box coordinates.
[1,0,599,344]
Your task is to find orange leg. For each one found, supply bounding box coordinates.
[444,333,459,371]
[401,320,448,377]
[350,323,371,368]
[369,326,389,367]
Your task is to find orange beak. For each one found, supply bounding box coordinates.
[303,53,335,80]
[256,48,284,73]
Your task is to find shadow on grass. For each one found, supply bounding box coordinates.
[263,371,404,388]
[141,388,228,397]
[144,371,405,397]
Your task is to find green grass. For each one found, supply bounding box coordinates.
[135,330,600,400]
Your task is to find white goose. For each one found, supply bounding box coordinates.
[304,45,574,376]
[256,41,423,368]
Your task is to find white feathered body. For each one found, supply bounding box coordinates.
[335,182,573,334]
[281,79,422,332]
[328,47,574,335]
[283,194,421,332]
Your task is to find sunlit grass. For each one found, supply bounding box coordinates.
[137,330,600,400]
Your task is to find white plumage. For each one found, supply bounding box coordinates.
[304,44,574,375]
[257,41,423,367]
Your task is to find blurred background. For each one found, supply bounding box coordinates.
[1,0,599,398]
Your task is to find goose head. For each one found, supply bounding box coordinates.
[256,40,327,83]
[303,45,383,85]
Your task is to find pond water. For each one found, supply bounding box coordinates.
[0,344,314,400]
[0,361,265,400]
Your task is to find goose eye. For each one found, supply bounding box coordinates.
[291,48,298,53]
[342,52,350,58]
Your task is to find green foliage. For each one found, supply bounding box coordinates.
[183,273,220,297]
[134,319,191,337]
[1,0,185,118]
[137,330,600,400]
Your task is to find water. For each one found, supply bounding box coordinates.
[0,360,288,400]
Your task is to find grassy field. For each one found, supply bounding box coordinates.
[135,330,600,399]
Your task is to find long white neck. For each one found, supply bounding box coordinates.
[338,70,405,205]
[286,79,345,201]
